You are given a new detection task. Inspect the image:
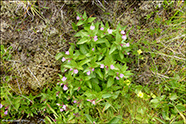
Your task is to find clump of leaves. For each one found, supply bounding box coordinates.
[55,11,133,123]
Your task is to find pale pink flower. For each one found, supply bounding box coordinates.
[63,105,67,110]
[110,65,115,70]
[62,76,67,82]
[4,110,8,115]
[77,87,81,91]
[60,108,63,112]
[87,71,91,75]
[60,83,64,86]
[87,99,91,102]
[94,35,98,41]
[73,100,77,103]
[107,29,112,34]
[100,27,104,30]
[65,51,69,55]
[63,85,68,91]
[68,60,71,62]
[125,43,130,47]
[121,30,125,35]
[92,68,94,71]
[56,103,60,106]
[76,16,80,20]
[120,74,124,78]
[116,77,119,80]
[0,103,3,109]
[62,57,66,62]
[122,35,127,40]
[70,68,73,71]
[92,48,95,51]
[100,64,104,68]
[92,100,96,105]
[73,69,78,74]
[127,52,130,55]
[90,26,95,30]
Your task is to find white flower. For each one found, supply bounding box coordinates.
[137,91,144,98]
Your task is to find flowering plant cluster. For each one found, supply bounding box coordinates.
[55,11,133,107]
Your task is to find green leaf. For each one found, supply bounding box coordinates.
[103,102,111,112]
[63,64,73,69]
[105,41,110,47]
[119,51,124,60]
[55,52,63,60]
[90,78,99,84]
[71,22,78,31]
[83,11,87,20]
[154,117,166,123]
[104,56,113,66]
[77,37,89,44]
[86,81,92,89]
[102,93,112,99]
[175,104,186,112]
[169,93,178,101]
[14,102,20,110]
[77,55,86,60]
[108,116,122,124]
[79,59,91,66]
[87,17,96,23]
[107,77,114,87]
[85,114,93,123]
[112,91,120,99]
[116,31,121,43]
[80,31,89,37]
[96,38,108,44]
[69,44,75,55]
[95,69,103,79]
[93,83,101,92]
[150,98,159,104]
[80,44,88,55]
[77,20,84,26]
[97,55,104,61]
[47,103,59,118]
[116,23,121,30]
[109,44,117,55]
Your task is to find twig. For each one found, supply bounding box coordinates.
[151,71,169,79]
[149,52,186,61]
[16,78,22,95]
[6,93,18,111]
[21,95,33,103]
[165,34,185,44]
[27,67,41,87]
